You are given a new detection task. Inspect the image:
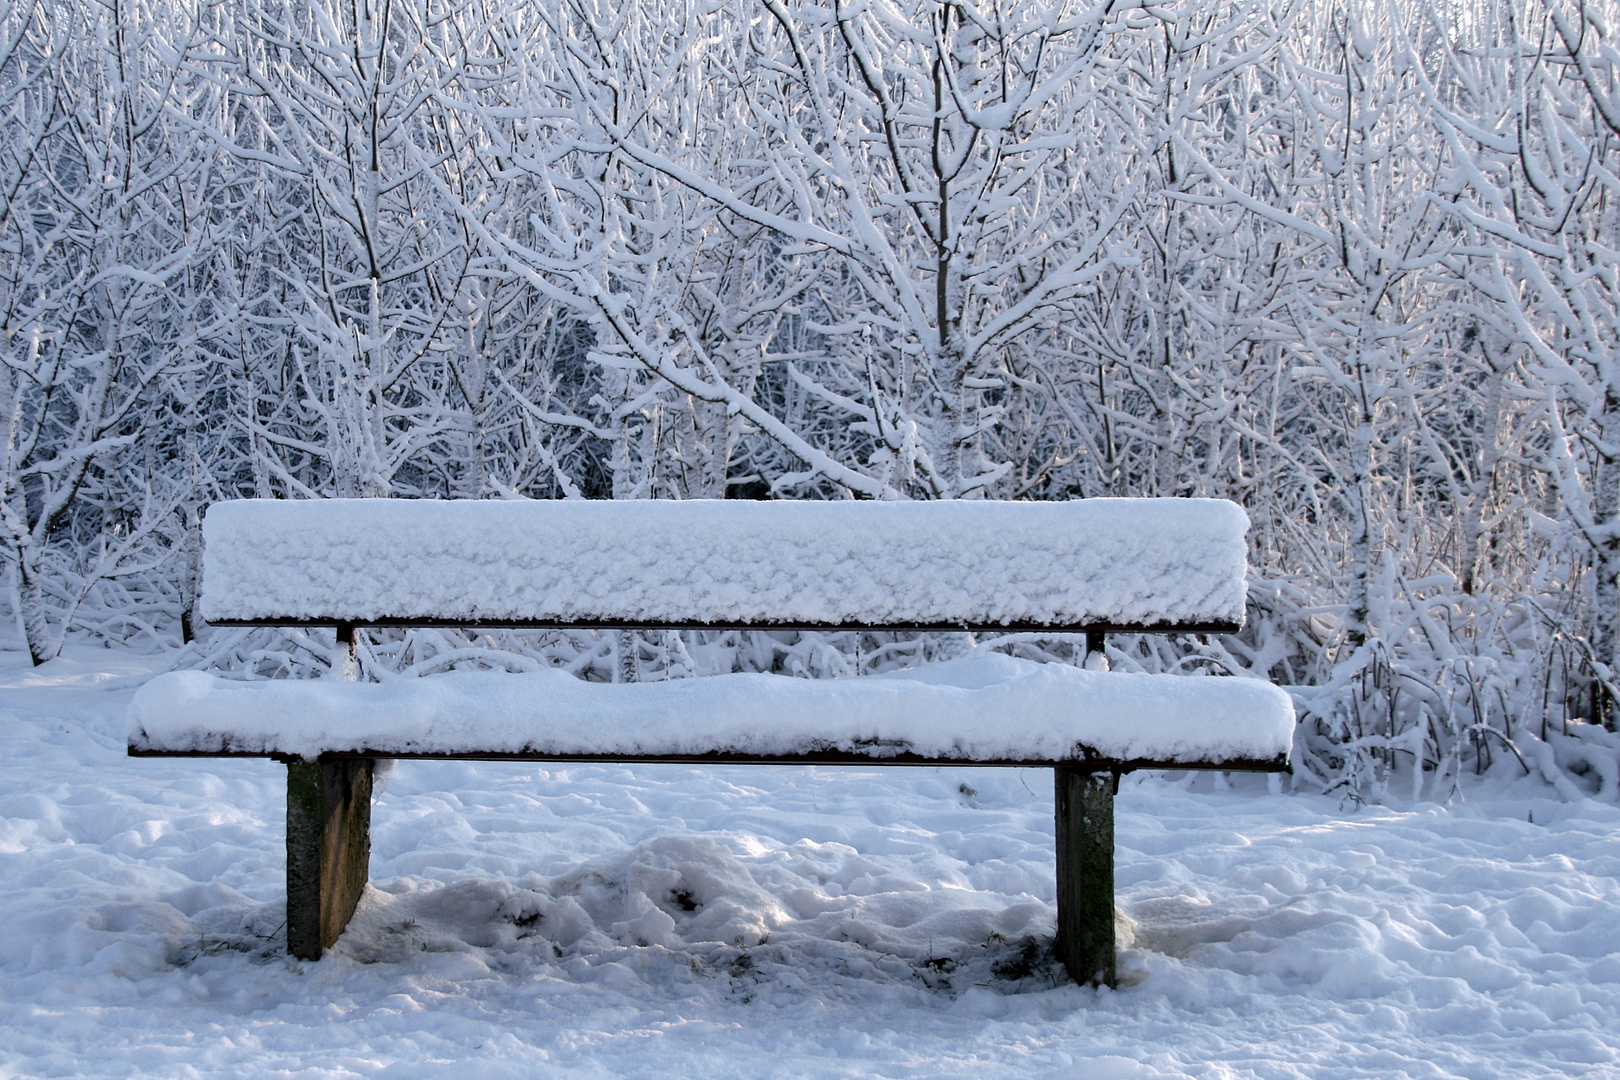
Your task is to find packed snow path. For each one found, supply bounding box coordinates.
[7,649,1620,1078]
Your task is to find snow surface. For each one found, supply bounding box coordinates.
[197,498,1250,629]
[9,646,1620,1078]
[128,655,1295,766]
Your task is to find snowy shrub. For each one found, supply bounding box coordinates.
[6,0,1620,800]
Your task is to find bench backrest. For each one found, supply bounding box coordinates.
[198,498,1250,633]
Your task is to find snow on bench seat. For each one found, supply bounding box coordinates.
[128,655,1294,768]
[197,498,1250,631]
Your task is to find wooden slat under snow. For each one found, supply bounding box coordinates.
[196,497,1251,633]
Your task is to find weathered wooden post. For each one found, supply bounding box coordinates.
[285,623,373,960]
[1055,629,1116,987]
[286,756,374,959]
[1054,766,1117,987]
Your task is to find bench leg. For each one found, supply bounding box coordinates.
[1054,766,1116,987]
[286,757,374,960]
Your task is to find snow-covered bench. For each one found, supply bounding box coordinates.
[128,498,1294,986]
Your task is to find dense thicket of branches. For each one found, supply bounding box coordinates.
[5,0,1620,801]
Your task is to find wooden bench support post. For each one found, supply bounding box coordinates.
[286,757,374,960]
[1054,766,1116,987]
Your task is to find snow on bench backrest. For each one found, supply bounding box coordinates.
[198,498,1250,631]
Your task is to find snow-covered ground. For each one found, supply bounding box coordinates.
[3,647,1618,1079]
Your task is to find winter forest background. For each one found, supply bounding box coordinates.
[3,0,1619,804]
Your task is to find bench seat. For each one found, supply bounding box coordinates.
[130,655,1293,769]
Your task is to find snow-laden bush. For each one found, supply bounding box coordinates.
[6,0,1620,801]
